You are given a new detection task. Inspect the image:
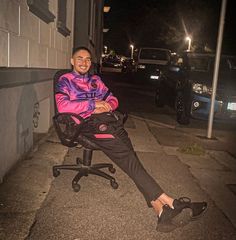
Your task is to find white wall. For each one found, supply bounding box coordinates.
[0,0,74,68]
[0,0,75,182]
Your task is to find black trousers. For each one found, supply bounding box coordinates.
[80,112,164,207]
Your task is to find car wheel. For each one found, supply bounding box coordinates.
[175,92,190,125]
[155,87,165,107]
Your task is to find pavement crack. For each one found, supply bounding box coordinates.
[24,219,37,240]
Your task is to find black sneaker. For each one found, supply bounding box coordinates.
[157,204,184,224]
[156,197,208,232]
[157,205,178,224]
[174,197,208,218]
[157,199,191,232]
[190,201,208,219]
[156,205,179,233]
[171,197,207,225]
[173,197,191,209]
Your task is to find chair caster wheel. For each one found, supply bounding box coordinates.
[53,169,60,177]
[72,183,81,192]
[111,181,118,189]
[109,167,116,174]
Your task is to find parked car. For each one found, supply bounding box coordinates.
[135,47,172,83]
[122,58,136,73]
[102,55,123,72]
[155,52,236,124]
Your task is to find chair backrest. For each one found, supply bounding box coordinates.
[53,69,71,114]
[53,69,84,148]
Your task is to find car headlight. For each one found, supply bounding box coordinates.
[137,64,146,69]
[192,83,212,95]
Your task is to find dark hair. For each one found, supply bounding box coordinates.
[72,46,92,56]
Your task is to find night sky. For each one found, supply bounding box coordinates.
[103,0,236,56]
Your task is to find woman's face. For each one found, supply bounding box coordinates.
[71,49,92,75]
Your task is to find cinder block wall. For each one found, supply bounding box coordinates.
[0,0,74,182]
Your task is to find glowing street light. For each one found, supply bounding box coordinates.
[185,36,192,51]
[130,44,134,59]
[103,6,111,13]
[104,45,108,54]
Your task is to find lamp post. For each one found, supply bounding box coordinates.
[207,0,227,139]
[185,36,191,51]
[130,44,134,59]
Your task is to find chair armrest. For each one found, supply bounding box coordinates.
[53,112,85,123]
[53,112,88,147]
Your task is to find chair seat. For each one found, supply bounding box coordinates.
[77,135,101,150]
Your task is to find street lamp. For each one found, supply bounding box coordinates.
[130,44,134,59]
[185,36,192,52]
[104,45,108,54]
[103,6,111,13]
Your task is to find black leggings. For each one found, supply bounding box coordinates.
[80,114,164,207]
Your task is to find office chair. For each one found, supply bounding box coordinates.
[52,69,119,192]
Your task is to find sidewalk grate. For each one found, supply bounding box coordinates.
[227,184,236,196]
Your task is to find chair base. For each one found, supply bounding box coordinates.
[52,161,119,192]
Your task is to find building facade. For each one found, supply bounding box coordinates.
[0,0,104,182]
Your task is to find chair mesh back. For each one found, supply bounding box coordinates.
[52,69,99,149]
[53,69,80,147]
[53,69,72,114]
[53,114,79,147]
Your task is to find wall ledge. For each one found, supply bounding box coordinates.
[0,68,63,89]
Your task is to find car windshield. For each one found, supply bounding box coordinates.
[209,57,234,72]
[140,49,169,61]
[188,57,210,71]
[188,55,236,72]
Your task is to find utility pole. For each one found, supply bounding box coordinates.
[207,0,227,139]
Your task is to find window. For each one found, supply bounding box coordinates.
[219,59,229,72]
[27,0,55,23]
[57,0,71,37]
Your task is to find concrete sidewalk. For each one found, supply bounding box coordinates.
[0,116,236,240]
